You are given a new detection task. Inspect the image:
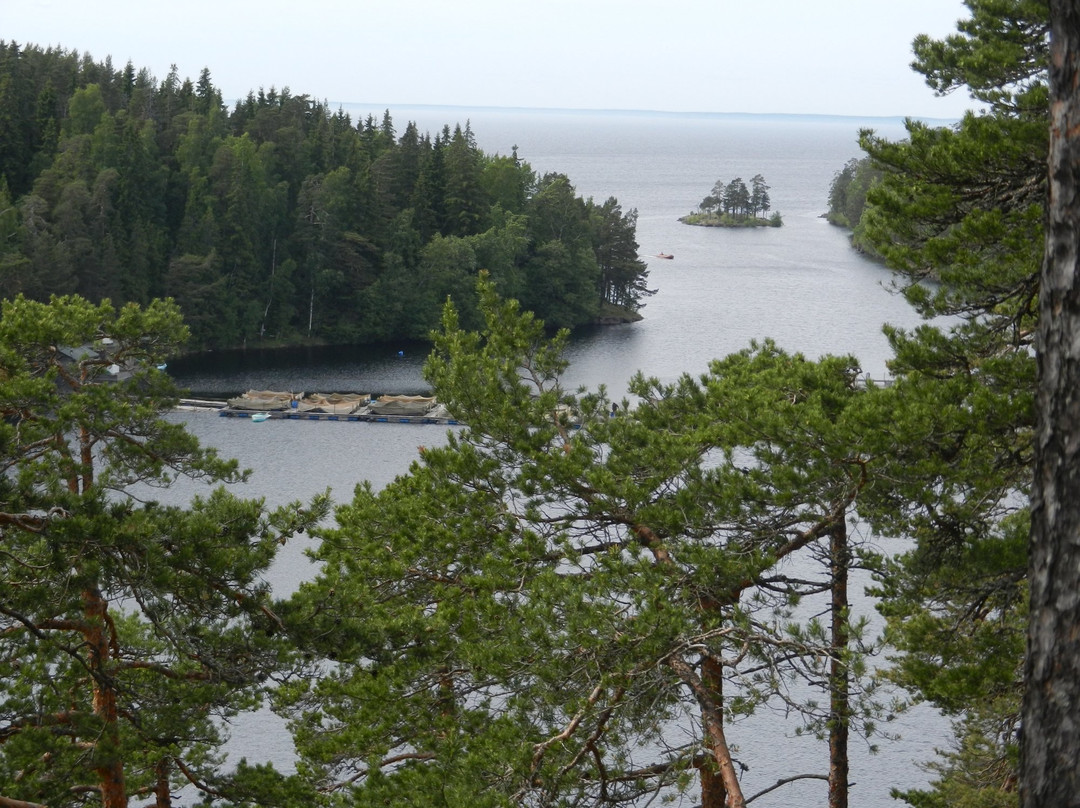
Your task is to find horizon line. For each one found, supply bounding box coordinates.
[261,99,961,125]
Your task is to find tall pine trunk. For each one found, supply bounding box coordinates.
[1024,3,1080,805]
[699,656,727,808]
[668,653,746,808]
[83,587,127,808]
[828,521,850,808]
[154,758,173,808]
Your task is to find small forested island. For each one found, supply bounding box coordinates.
[679,174,782,227]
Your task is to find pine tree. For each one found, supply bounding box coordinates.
[0,295,328,807]
[1023,1,1080,803]
[851,2,1051,804]
[279,277,888,808]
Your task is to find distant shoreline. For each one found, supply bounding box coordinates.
[311,102,959,127]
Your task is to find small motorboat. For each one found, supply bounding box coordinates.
[250,412,271,422]
[655,252,674,259]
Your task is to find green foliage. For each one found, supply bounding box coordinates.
[892,714,1020,808]
[826,156,883,237]
[278,277,892,806]
[192,760,325,808]
[830,3,1050,805]
[0,44,652,350]
[689,174,775,223]
[589,196,654,311]
[680,210,783,228]
[0,7,1054,806]
[0,294,330,806]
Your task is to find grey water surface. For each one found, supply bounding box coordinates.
[166,108,947,807]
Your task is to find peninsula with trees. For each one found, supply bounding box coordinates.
[680,174,782,227]
[0,42,654,352]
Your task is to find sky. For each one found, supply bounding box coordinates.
[6,0,978,120]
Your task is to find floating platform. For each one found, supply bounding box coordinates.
[178,393,462,425]
[216,407,461,425]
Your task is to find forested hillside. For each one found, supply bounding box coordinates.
[4,3,1080,806]
[0,43,652,350]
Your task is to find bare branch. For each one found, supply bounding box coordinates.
[744,773,830,804]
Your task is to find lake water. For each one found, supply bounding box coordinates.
[166,108,949,807]
[172,108,923,396]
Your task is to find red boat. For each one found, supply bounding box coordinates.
[655,252,674,259]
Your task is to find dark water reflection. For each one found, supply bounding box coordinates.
[168,340,432,398]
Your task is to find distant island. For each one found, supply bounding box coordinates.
[680,174,783,228]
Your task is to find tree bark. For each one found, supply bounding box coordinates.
[1024,3,1080,806]
[699,655,727,808]
[668,655,746,808]
[83,587,127,808]
[828,521,850,808]
[0,797,50,808]
[154,757,173,808]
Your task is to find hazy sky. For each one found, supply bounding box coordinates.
[7,0,977,119]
